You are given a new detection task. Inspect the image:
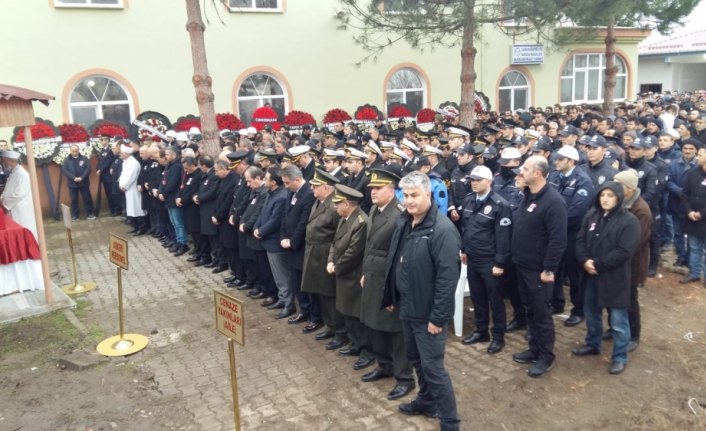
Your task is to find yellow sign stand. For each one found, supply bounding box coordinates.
[96,234,148,357]
[60,204,97,294]
[215,290,245,431]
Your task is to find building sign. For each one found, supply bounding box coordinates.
[512,45,544,65]
[215,290,245,346]
[109,233,129,270]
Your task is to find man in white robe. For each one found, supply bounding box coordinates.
[118,143,148,235]
[1,151,37,239]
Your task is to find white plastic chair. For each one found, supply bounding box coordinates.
[453,263,470,337]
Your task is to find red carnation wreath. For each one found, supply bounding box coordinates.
[388,104,412,119]
[322,108,351,129]
[10,118,62,165]
[353,104,384,128]
[54,123,93,165]
[416,108,437,132]
[90,121,129,138]
[250,106,281,131]
[174,115,202,132]
[216,113,245,131]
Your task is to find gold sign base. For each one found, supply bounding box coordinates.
[96,334,149,357]
[62,281,97,295]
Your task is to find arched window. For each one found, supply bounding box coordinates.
[498,70,529,112]
[69,75,133,127]
[386,67,426,115]
[237,73,287,126]
[561,53,627,104]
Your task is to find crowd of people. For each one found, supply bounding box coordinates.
[2,90,706,430]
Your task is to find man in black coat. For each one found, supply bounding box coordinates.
[382,172,461,431]
[681,147,706,288]
[280,165,317,322]
[227,153,256,287]
[193,156,218,266]
[210,155,240,274]
[96,135,119,216]
[109,142,125,219]
[136,145,154,234]
[178,156,203,259]
[238,166,272,300]
[62,144,95,220]
[159,146,187,254]
[343,148,373,214]
[511,156,567,378]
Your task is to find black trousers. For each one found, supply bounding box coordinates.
[516,267,556,364]
[68,186,95,218]
[553,230,583,316]
[255,250,276,297]
[100,180,119,214]
[628,284,640,341]
[467,263,506,339]
[501,262,526,323]
[344,315,374,360]
[319,294,346,341]
[368,328,414,383]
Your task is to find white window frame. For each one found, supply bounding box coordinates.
[386,68,426,112]
[236,73,288,122]
[228,0,282,13]
[561,53,628,104]
[498,70,530,112]
[68,75,134,125]
[54,0,124,9]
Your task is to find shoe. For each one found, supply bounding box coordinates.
[87,214,96,220]
[302,321,324,334]
[288,313,309,324]
[628,339,639,352]
[674,259,688,267]
[260,297,277,307]
[233,279,248,288]
[267,301,285,310]
[225,282,239,289]
[127,228,139,234]
[564,314,584,327]
[506,319,527,332]
[679,275,700,284]
[163,241,175,249]
[173,245,190,257]
[250,291,266,300]
[212,264,228,274]
[247,288,263,298]
[71,216,79,221]
[223,275,238,284]
[572,345,600,356]
[338,347,360,356]
[275,308,296,320]
[315,330,335,341]
[236,283,252,291]
[361,367,393,382]
[387,383,414,401]
[527,360,554,378]
[512,350,539,364]
[647,268,656,278]
[602,329,612,340]
[133,230,148,236]
[462,332,490,345]
[398,400,438,418]
[187,248,197,255]
[187,255,200,263]
[353,357,374,370]
[325,339,348,350]
[609,361,626,375]
[168,244,180,253]
[487,339,505,354]
[203,260,218,268]
[195,259,212,267]
[551,306,564,315]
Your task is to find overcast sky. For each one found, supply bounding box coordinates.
[640,0,706,45]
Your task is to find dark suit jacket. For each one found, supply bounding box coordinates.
[255,186,288,253]
[178,169,203,232]
[281,182,315,270]
[196,169,219,236]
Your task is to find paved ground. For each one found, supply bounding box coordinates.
[43,215,706,430]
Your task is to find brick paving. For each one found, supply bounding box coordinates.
[45,216,587,430]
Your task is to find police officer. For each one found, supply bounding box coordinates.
[448,143,476,225]
[548,146,594,326]
[643,135,669,276]
[580,135,618,189]
[96,135,118,216]
[459,166,513,353]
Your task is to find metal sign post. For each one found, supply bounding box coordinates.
[61,204,96,294]
[214,289,245,431]
[96,233,148,357]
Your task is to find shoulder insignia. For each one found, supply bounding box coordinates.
[638,170,645,178]
[357,215,365,223]
[365,171,370,177]
[499,217,511,226]
[397,203,405,211]
[577,189,588,197]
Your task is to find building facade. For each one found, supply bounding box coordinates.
[638,29,706,93]
[1,0,650,135]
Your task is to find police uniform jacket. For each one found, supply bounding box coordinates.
[667,156,697,218]
[647,155,669,203]
[138,158,152,209]
[328,206,368,318]
[196,169,220,236]
[579,158,617,189]
[626,157,659,207]
[240,185,268,252]
[147,161,164,199]
[492,169,523,209]
[448,161,474,213]
[576,182,640,309]
[511,183,567,273]
[159,160,183,209]
[345,170,372,214]
[109,158,122,195]
[681,165,706,238]
[302,194,340,297]
[360,198,404,332]
[214,171,238,249]
[548,168,595,230]
[432,162,451,182]
[382,202,461,327]
[281,183,315,270]
[254,186,288,253]
[459,191,512,268]
[97,146,114,183]
[178,169,203,233]
[62,155,91,189]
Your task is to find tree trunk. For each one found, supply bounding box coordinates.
[459,0,477,128]
[602,16,617,116]
[185,0,219,157]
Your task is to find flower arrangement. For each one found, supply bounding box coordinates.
[322,108,351,129]
[90,120,129,138]
[416,108,437,132]
[250,106,281,131]
[11,119,62,165]
[174,115,202,132]
[54,123,93,165]
[130,111,172,142]
[354,104,384,128]
[284,110,316,134]
[388,104,412,119]
[216,113,245,131]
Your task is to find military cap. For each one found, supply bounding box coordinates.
[474,136,490,146]
[382,130,403,141]
[365,141,383,157]
[584,135,608,148]
[447,127,470,138]
[399,138,420,153]
[258,147,278,158]
[415,156,431,167]
[345,147,368,161]
[289,144,311,159]
[559,125,580,136]
[472,144,486,156]
[310,168,339,186]
[322,128,336,138]
[497,147,522,165]
[389,147,412,162]
[524,129,541,140]
[368,165,402,187]
[420,145,443,157]
[415,129,434,140]
[1,150,21,160]
[499,119,515,129]
[483,123,501,134]
[332,184,363,203]
[323,148,345,160]
[379,141,398,151]
[496,138,513,149]
[437,137,451,148]
[226,151,249,169]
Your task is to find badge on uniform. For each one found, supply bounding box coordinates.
[186,178,192,185]
[291,197,298,205]
[638,170,645,178]
[79,160,84,167]
[251,198,256,204]
[577,189,588,197]
[204,180,208,185]
[483,205,492,215]
[527,203,536,213]
[701,179,706,186]
[499,217,511,226]
[598,176,606,184]
[589,222,596,231]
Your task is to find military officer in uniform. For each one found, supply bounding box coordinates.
[343,148,373,214]
[96,134,118,216]
[290,144,318,181]
[448,143,477,225]
[322,148,347,182]
[580,135,618,189]
[327,184,373,366]
[359,167,415,401]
